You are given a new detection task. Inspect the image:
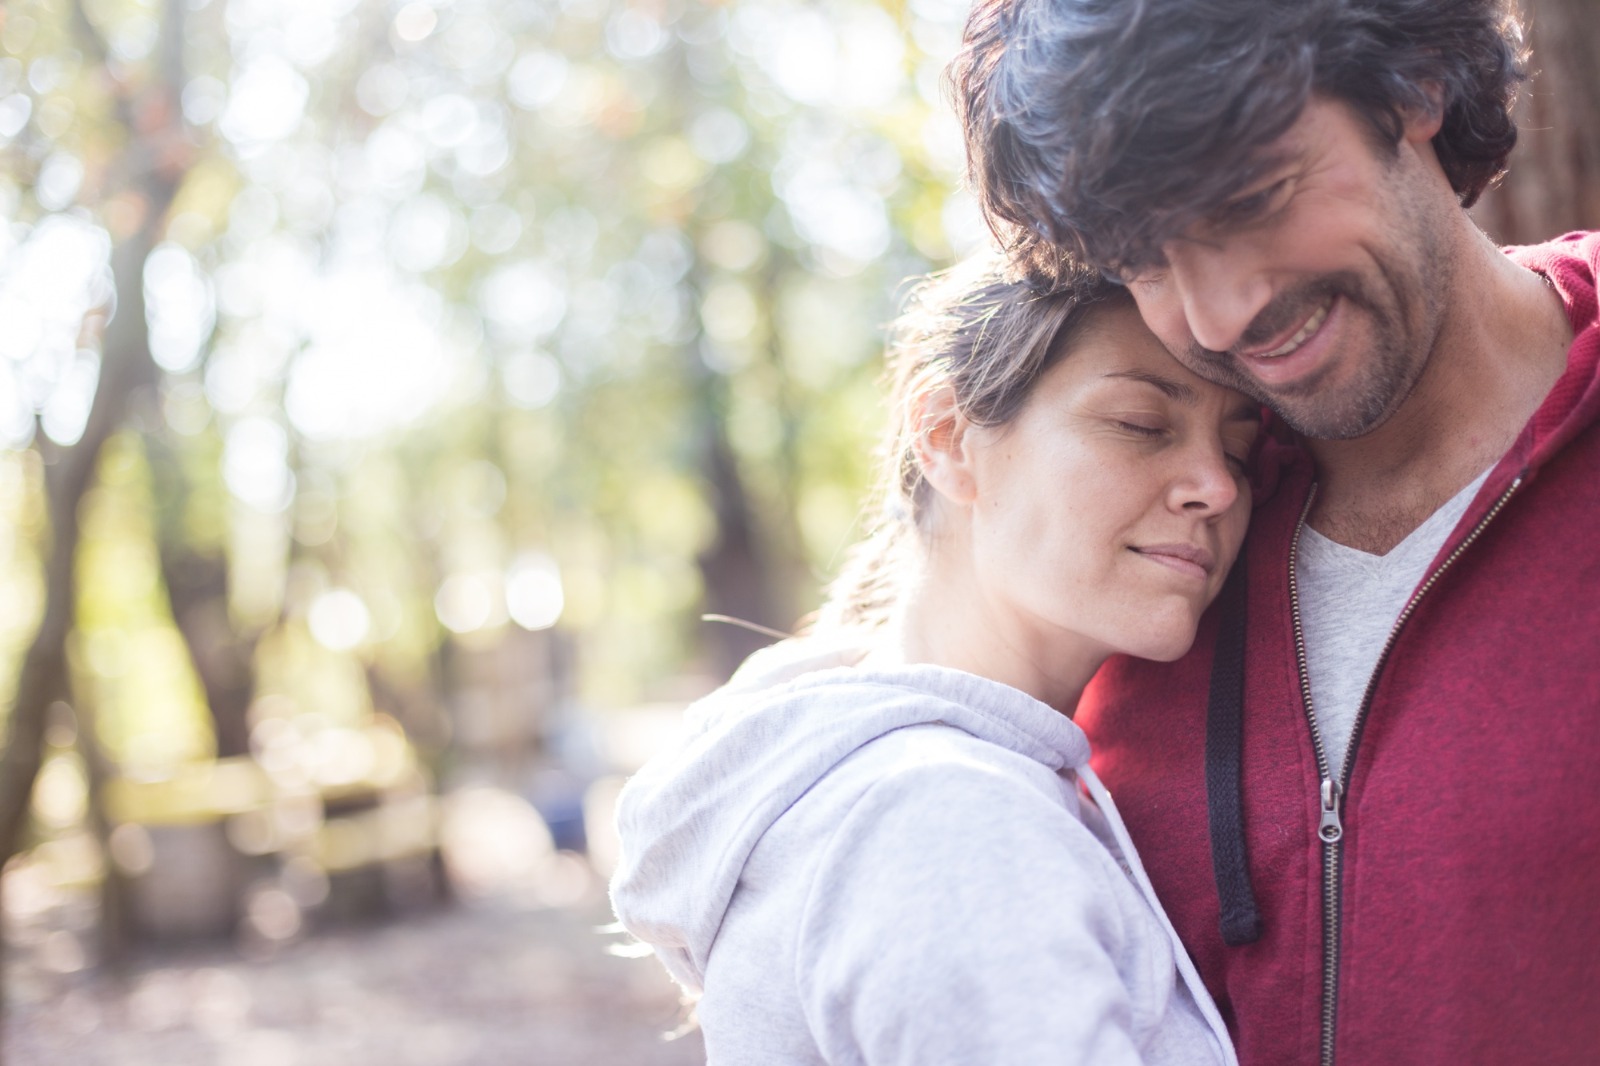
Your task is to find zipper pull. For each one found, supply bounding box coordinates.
[1318,777,1343,843]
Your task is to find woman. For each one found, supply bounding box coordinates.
[610,254,1259,1064]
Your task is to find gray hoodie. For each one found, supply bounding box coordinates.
[610,638,1237,1066]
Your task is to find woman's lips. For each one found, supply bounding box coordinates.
[1131,543,1215,580]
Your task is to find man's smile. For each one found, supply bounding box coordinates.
[1248,298,1332,359]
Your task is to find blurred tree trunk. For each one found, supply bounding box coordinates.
[74,695,131,977]
[147,434,257,759]
[660,31,789,681]
[0,0,188,1047]
[682,243,783,677]
[692,365,784,678]
[0,198,169,1052]
[1471,0,1600,243]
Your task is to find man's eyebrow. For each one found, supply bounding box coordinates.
[1104,369,1198,404]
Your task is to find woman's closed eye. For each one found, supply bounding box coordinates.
[1115,420,1167,438]
[1222,429,1261,474]
[1117,417,1255,476]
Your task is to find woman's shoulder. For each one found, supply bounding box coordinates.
[827,718,1073,809]
[774,718,1102,879]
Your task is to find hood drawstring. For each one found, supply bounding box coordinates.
[1205,553,1262,946]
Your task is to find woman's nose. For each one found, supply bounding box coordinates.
[1172,443,1241,516]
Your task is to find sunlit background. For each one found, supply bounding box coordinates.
[0,0,988,1059]
[1,0,1594,1060]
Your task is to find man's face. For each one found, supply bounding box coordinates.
[1119,96,1458,441]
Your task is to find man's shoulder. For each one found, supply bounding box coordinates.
[1502,228,1600,260]
[1503,230,1600,308]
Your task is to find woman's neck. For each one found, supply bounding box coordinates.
[884,545,1106,716]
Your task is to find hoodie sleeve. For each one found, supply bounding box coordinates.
[794,750,1153,1066]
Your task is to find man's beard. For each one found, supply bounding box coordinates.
[1179,261,1437,441]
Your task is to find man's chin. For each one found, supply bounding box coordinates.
[1262,389,1406,441]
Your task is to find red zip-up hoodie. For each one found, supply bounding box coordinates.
[1077,231,1600,1066]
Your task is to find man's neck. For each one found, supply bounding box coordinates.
[1307,228,1573,555]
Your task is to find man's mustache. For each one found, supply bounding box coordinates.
[1186,274,1364,365]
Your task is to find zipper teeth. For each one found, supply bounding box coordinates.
[1286,486,1331,781]
[1285,487,1338,1066]
[1337,475,1524,796]
[1320,845,1341,1066]
[1292,475,1523,1066]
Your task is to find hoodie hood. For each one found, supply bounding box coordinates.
[1504,231,1600,474]
[609,636,1092,991]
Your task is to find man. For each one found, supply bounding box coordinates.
[950,1,1600,1063]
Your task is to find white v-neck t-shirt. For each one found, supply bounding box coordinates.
[1295,469,1493,782]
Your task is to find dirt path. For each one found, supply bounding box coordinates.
[9,890,705,1065]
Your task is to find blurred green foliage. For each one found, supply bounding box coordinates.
[0,0,979,778]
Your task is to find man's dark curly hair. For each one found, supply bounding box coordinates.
[950,0,1528,286]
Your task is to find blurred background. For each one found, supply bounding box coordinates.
[0,0,1592,1062]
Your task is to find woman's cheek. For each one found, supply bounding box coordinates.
[1225,488,1252,553]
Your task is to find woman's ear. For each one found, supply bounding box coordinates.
[911,385,979,506]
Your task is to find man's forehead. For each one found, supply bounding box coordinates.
[1257,96,1349,160]
[1073,95,1342,277]
[1131,120,1321,254]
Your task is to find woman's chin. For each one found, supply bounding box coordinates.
[1127,641,1194,664]
[1115,612,1202,663]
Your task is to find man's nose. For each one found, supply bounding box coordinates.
[1162,239,1274,355]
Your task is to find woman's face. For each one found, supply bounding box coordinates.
[960,302,1259,666]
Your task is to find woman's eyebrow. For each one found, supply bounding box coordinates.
[1102,370,1261,424]
[1103,369,1197,404]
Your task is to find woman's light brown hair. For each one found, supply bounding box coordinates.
[814,253,1127,633]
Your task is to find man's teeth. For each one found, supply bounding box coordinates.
[1258,301,1330,359]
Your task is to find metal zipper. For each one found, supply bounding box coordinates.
[1284,487,1339,1066]
[1288,474,1524,1066]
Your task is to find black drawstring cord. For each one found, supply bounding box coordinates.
[1205,553,1262,946]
